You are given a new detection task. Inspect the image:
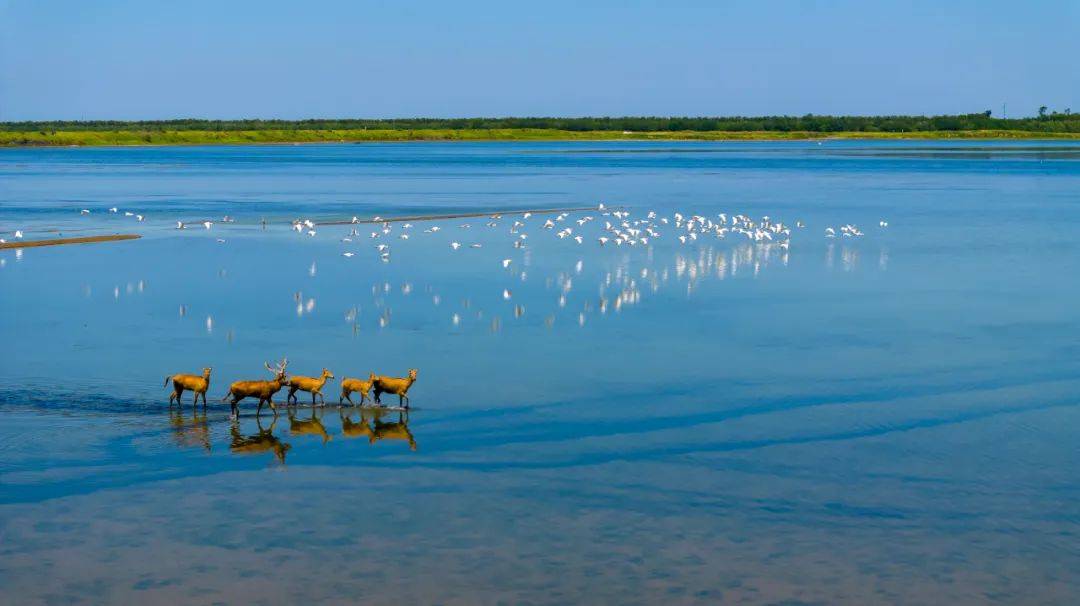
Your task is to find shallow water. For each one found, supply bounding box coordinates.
[1,140,1079,604]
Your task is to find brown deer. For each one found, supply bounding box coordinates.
[222,358,289,418]
[339,407,376,442]
[372,409,417,451]
[229,417,291,463]
[373,368,419,408]
[288,407,332,444]
[287,368,335,406]
[165,367,212,406]
[339,372,376,405]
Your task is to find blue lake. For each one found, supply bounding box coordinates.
[1,140,1079,604]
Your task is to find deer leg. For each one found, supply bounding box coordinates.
[341,390,352,405]
[268,398,278,415]
[287,387,297,404]
[311,391,317,406]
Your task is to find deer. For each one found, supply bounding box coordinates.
[287,368,335,406]
[288,407,332,444]
[339,372,376,406]
[165,367,212,407]
[339,407,376,442]
[372,409,417,451]
[373,368,419,408]
[222,358,289,418]
[230,417,291,463]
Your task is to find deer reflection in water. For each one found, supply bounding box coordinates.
[230,416,291,463]
[339,408,417,451]
[168,407,211,453]
[288,406,332,444]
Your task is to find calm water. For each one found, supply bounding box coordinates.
[1,141,1079,605]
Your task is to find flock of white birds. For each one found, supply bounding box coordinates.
[268,203,887,266]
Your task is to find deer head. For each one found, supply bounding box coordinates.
[265,357,289,383]
[322,368,335,380]
[408,369,418,380]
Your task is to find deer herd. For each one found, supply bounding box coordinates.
[165,358,419,418]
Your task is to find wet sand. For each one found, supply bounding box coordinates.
[0,234,140,250]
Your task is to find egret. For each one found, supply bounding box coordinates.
[450,242,461,250]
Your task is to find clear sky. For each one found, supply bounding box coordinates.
[1,0,1077,121]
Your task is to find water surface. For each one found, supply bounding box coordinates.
[1,140,1079,604]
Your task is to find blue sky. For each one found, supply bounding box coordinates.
[1,0,1076,120]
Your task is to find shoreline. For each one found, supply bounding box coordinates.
[3,128,1079,148]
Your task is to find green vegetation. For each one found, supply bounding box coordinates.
[3,112,1079,146]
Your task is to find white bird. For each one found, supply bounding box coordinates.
[399,234,410,240]
[503,289,512,300]
[373,216,382,222]
[136,215,144,222]
[203,221,212,230]
[598,237,609,245]
[502,259,512,268]
[351,216,359,224]
[108,207,118,213]
[303,219,315,229]
[293,223,304,233]
[341,237,353,243]
[14,230,24,239]
[342,252,355,258]
[216,238,226,243]
[176,221,186,229]
[573,236,583,244]
[825,227,836,238]
[598,203,606,210]
[523,212,532,219]
[80,209,90,215]
[469,243,482,248]
[430,226,441,232]
[543,219,555,229]
[879,220,889,228]
[124,211,134,217]
[307,230,317,237]
[376,244,389,252]
[403,223,412,229]
[450,242,461,250]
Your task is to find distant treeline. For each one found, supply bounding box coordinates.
[3,112,1079,134]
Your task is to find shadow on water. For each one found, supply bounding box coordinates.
[212,405,417,463]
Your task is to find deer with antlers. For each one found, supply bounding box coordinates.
[222,358,289,418]
[373,368,419,408]
[287,368,335,406]
[339,372,376,406]
[165,367,212,407]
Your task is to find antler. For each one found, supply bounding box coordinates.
[279,357,288,372]
[265,361,276,374]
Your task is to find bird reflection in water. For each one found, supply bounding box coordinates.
[230,416,291,463]
[168,407,211,453]
[339,408,417,451]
